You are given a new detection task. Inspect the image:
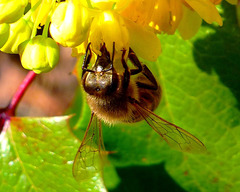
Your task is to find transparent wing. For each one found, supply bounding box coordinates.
[132,101,206,153]
[72,113,106,181]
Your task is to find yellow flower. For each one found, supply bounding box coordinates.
[120,0,222,39]
[224,0,238,4]
[209,0,222,4]
[30,0,53,26]
[178,0,222,39]
[0,23,10,48]
[52,0,223,61]
[0,0,28,24]
[50,0,94,47]
[177,5,203,40]
[0,17,33,54]
[73,9,161,61]
[120,0,183,35]
[184,0,222,25]
[89,11,129,59]
[19,35,60,74]
[79,0,131,11]
[0,0,225,65]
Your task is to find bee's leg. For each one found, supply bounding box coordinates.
[128,48,143,75]
[121,49,130,89]
[137,65,159,90]
[108,42,115,71]
[82,43,92,77]
[102,42,115,72]
[111,42,115,64]
[128,48,158,90]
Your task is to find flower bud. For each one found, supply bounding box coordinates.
[0,23,10,48]
[50,0,93,47]
[19,36,60,74]
[0,0,28,24]
[0,17,33,54]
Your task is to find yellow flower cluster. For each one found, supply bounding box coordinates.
[48,0,227,61]
[0,0,236,72]
[0,0,60,73]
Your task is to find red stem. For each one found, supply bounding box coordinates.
[7,71,37,116]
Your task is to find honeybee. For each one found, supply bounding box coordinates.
[72,43,206,180]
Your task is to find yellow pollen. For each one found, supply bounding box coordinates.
[172,15,176,22]
[154,4,159,9]
[149,21,154,27]
[155,25,159,30]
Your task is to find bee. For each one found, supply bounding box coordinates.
[72,43,206,180]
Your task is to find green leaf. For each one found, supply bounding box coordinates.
[74,2,240,192]
[0,116,107,192]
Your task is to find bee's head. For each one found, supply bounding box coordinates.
[82,70,119,96]
[82,43,119,96]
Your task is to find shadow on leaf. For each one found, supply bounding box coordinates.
[109,163,186,192]
[193,2,240,108]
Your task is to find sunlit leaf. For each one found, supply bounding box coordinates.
[0,116,107,192]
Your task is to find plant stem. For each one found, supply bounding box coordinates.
[42,0,55,38]
[7,71,37,116]
[86,0,93,8]
[29,0,43,38]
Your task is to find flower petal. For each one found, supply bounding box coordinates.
[0,17,33,54]
[31,0,53,26]
[120,0,155,26]
[149,0,183,34]
[89,11,129,59]
[121,0,183,34]
[0,23,10,48]
[209,0,222,4]
[225,0,238,4]
[185,0,223,26]
[0,0,28,24]
[71,40,89,57]
[50,1,93,47]
[125,18,161,61]
[178,5,202,40]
